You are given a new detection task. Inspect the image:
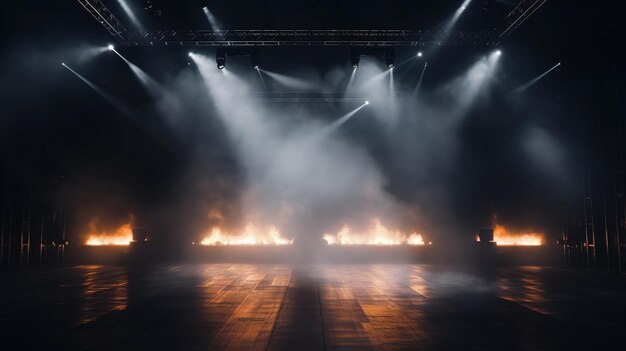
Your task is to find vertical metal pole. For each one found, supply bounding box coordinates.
[40,213,45,266]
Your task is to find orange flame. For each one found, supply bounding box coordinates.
[200,224,294,246]
[493,224,544,246]
[323,218,426,245]
[85,223,133,246]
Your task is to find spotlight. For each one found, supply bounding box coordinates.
[417,51,423,57]
[350,48,360,68]
[250,47,260,70]
[61,62,66,66]
[216,48,226,69]
[107,44,114,51]
[384,48,395,69]
[495,50,502,56]
[365,100,370,105]
[188,52,193,57]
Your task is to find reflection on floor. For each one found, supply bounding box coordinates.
[2,264,626,350]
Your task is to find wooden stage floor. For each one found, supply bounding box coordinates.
[2,264,626,350]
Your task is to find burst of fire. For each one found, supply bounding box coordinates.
[200,224,294,246]
[323,218,426,245]
[492,224,544,246]
[85,223,133,246]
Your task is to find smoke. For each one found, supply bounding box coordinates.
[2,35,571,252]
[189,54,409,248]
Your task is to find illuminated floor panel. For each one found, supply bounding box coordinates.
[2,264,626,350]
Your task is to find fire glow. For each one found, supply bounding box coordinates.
[85,223,133,246]
[491,224,544,246]
[323,219,426,246]
[200,224,294,246]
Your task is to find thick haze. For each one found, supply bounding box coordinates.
[0,0,580,249]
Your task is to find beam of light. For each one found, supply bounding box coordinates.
[324,102,369,132]
[433,0,472,47]
[111,48,165,98]
[443,0,472,32]
[256,68,267,88]
[451,50,501,109]
[259,69,316,90]
[511,62,561,95]
[116,0,143,30]
[73,45,109,63]
[389,67,395,96]
[202,6,222,30]
[346,67,357,91]
[361,68,391,89]
[414,61,428,97]
[61,63,131,116]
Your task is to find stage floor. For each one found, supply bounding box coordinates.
[2,264,626,350]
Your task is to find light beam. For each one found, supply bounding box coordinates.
[259,69,315,90]
[111,48,165,98]
[61,63,131,116]
[116,0,143,30]
[511,62,561,95]
[202,6,222,30]
[414,61,428,97]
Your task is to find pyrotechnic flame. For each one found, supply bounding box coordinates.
[200,224,294,246]
[493,224,543,246]
[85,223,133,246]
[323,218,425,245]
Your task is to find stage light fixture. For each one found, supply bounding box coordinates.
[350,48,360,68]
[216,48,226,69]
[417,52,423,57]
[495,50,502,56]
[188,52,193,57]
[365,100,370,105]
[107,44,114,51]
[250,47,260,70]
[385,48,395,69]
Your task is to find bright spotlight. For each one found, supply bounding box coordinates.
[107,44,114,51]
[61,62,66,66]
[216,48,226,69]
[350,48,360,68]
[495,50,502,56]
[188,52,193,57]
[384,48,395,69]
[365,100,370,105]
[417,52,423,57]
[254,65,260,70]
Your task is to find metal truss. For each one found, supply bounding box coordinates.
[121,29,499,47]
[498,0,548,40]
[77,0,127,40]
[77,0,547,47]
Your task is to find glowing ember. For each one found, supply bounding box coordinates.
[200,224,294,246]
[85,223,133,246]
[493,224,544,246]
[323,218,425,245]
